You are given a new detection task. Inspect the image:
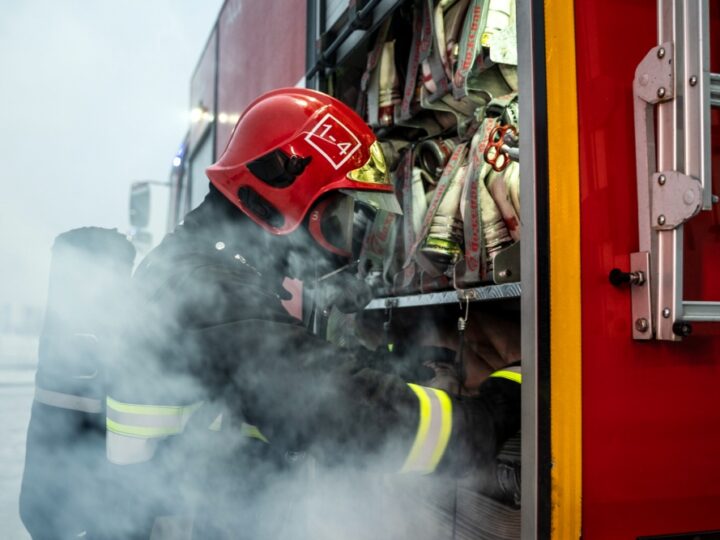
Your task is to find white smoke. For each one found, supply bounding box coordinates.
[16,210,520,539]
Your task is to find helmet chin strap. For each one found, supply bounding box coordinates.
[316,260,360,282]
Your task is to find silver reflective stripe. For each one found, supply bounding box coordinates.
[106,397,202,464]
[34,386,102,414]
[400,384,453,474]
[106,407,190,430]
[106,431,159,465]
[105,397,202,438]
[414,388,444,469]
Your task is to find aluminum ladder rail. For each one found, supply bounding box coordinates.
[630,0,718,340]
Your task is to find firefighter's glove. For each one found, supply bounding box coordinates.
[441,377,520,504]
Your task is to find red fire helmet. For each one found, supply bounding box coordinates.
[206,88,400,236]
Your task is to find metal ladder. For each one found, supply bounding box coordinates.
[627,0,718,340]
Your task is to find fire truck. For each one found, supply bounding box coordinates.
[128,0,720,538]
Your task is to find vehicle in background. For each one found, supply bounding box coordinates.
[127,179,170,257]
[160,0,307,229]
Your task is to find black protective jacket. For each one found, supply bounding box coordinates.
[106,188,520,539]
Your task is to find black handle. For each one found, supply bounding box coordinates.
[609,268,631,286]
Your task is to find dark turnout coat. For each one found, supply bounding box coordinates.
[104,189,521,539]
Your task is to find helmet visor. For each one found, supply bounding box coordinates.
[340,189,403,215]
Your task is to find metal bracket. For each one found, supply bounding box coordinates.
[384,298,399,309]
[651,171,702,230]
[493,241,521,284]
[633,42,675,255]
[630,252,652,340]
[634,42,675,105]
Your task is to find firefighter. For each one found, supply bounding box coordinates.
[105,88,520,538]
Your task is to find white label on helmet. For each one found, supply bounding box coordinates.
[304,113,361,170]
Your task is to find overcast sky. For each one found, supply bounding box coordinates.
[0,0,224,308]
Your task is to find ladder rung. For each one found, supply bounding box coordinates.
[682,301,720,322]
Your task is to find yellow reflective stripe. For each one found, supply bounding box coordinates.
[400,383,432,473]
[207,416,268,443]
[106,397,202,441]
[241,423,269,444]
[106,396,194,416]
[429,388,452,469]
[106,417,181,438]
[400,384,452,474]
[209,413,223,432]
[490,370,522,384]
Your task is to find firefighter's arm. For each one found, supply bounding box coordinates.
[192,320,521,476]
[356,306,521,391]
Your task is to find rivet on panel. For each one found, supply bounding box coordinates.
[635,318,649,333]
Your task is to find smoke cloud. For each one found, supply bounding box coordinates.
[18,191,520,539]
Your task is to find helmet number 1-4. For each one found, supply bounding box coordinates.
[305,113,362,170]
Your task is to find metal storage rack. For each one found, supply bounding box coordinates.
[306,0,523,311]
[306,0,407,89]
[365,283,521,310]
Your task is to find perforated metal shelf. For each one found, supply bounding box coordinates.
[364,283,522,310]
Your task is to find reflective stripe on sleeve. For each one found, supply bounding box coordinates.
[400,383,453,475]
[204,414,269,444]
[106,431,160,465]
[209,413,223,431]
[34,386,102,414]
[105,396,203,438]
[105,397,203,465]
[241,422,269,443]
[489,365,522,384]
